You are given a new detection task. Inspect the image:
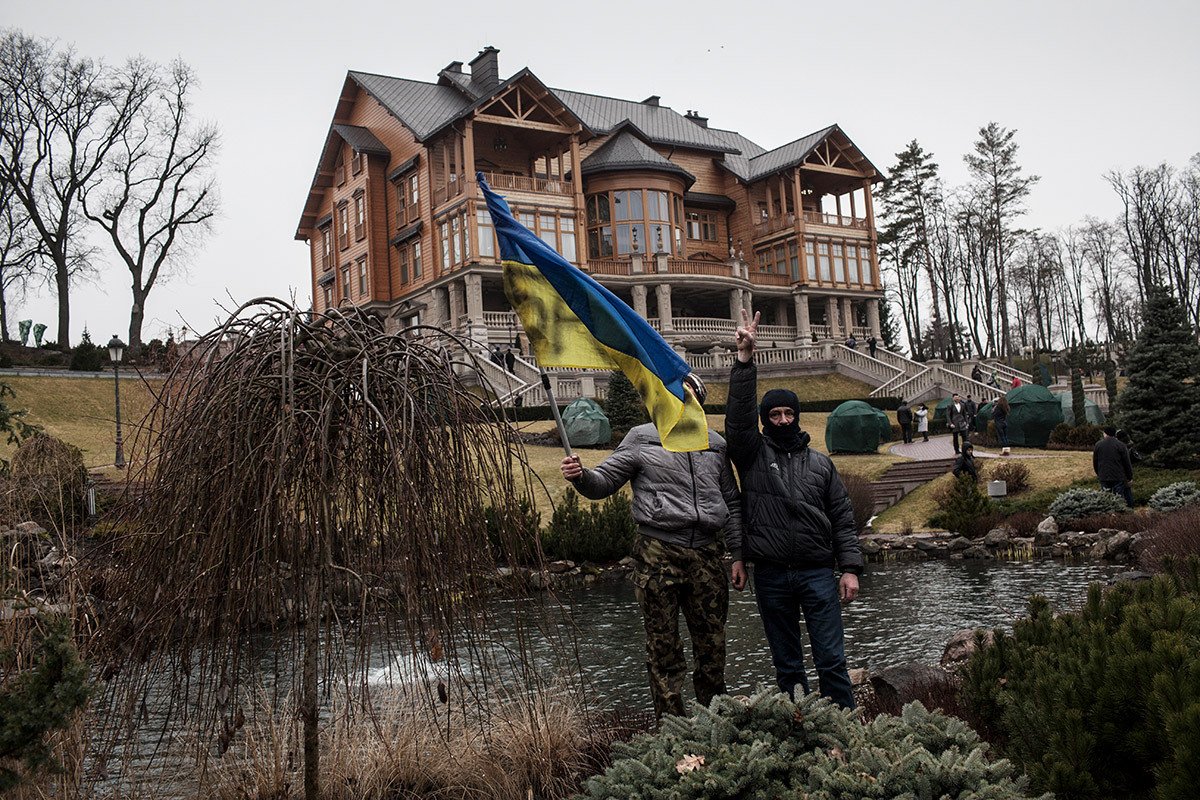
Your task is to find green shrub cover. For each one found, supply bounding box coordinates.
[1048,487,1127,520]
[577,690,1049,799]
[542,492,637,563]
[1149,481,1200,512]
[961,568,1200,800]
[928,475,993,536]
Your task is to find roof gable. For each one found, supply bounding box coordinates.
[551,88,738,154]
[580,127,696,187]
[348,71,472,141]
[741,125,882,182]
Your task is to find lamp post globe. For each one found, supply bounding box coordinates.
[107,335,127,469]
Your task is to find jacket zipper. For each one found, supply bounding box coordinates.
[688,452,698,547]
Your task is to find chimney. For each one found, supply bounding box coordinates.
[641,95,661,107]
[684,110,709,129]
[469,46,500,91]
[443,60,464,74]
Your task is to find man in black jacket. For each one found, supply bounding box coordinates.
[1093,426,1134,507]
[725,309,863,709]
[896,401,914,444]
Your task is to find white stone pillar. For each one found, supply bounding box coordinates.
[448,280,466,329]
[656,283,673,331]
[794,291,811,342]
[728,289,743,320]
[841,297,855,336]
[631,284,649,319]
[776,297,790,326]
[464,272,484,322]
[742,290,754,317]
[431,286,450,328]
[631,254,645,274]
[867,297,881,339]
[654,253,669,273]
[826,296,840,337]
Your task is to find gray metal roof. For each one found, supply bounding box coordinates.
[580,130,696,187]
[332,124,390,157]
[745,125,838,179]
[348,71,472,141]
[707,127,766,181]
[552,88,738,153]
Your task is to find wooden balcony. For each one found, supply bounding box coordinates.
[479,171,574,197]
[432,174,466,207]
[749,272,793,287]
[666,258,737,277]
[588,259,631,276]
[752,213,796,238]
[803,210,869,230]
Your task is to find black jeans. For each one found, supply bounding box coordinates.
[952,430,967,453]
[900,422,912,443]
[752,564,855,709]
[1101,479,1134,508]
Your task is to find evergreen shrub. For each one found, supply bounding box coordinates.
[1149,481,1200,512]
[928,475,994,537]
[1131,467,1200,505]
[1048,487,1127,521]
[542,492,637,563]
[484,496,542,565]
[577,690,1049,800]
[603,372,647,435]
[961,568,1200,799]
[987,461,1031,494]
[67,330,105,372]
[1047,422,1103,449]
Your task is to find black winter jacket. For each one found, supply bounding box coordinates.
[1093,436,1133,483]
[725,360,863,574]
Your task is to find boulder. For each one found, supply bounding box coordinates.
[947,536,972,552]
[1111,570,1154,584]
[860,539,883,556]
[547,560,577,574]
[961,545,994,560]
[941,628,996,669]
[913,538,941,552]
[1036,516,1058,537]
[870,663,947,708]
[15,521,47,537]
[983,527,1013,547]
[617,556,636,571]
[1102,531,1133,558]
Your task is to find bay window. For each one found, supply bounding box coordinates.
[587,188,681,258]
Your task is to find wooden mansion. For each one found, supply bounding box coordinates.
[296,47,887,374]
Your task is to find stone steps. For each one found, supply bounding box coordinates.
[868,458,956,515]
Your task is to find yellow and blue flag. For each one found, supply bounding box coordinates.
[479,173,708,452]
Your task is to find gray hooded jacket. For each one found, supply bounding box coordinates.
[570,423,743,560]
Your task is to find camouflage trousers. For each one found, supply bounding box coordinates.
[629,535,729,718]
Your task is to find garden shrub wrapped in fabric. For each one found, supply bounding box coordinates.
[576,689,1049,799]
[961,566,1200,800]
[1048,487,1127,520]
[1149,481,1200,512]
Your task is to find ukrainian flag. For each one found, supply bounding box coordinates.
[479,174,708,452]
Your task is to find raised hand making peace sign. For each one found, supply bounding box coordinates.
[735,308,760,363]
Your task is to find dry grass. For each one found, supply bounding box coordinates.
[2,375,160,477]
[703,372,877,404]
[206,685,602,800]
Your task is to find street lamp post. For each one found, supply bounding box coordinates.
[107,335,126,469]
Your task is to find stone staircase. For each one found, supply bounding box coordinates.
[869,457,957,515]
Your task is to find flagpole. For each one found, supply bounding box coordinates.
[539,369,573,457]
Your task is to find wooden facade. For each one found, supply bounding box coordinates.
[297,49,885,350]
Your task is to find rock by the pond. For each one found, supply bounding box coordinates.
[1037,516,1058,536]
[860,539,883,556]
[1102,531,1133,558]
[941,627,996,669]
[618,556,636,571]
[1111,570,1154,583]
[547,560,576,574]
[983,527,1013,547]
[870,662,947,707]
[947,536,972,552]
[961,545,993,560]
[913,538,941,552]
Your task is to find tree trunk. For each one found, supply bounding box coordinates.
[56,258,71,350]
[0,283,9,342]
[128,291,146,358]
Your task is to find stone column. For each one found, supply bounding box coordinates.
[448,280,466,329]
[430,286,450,328]
[631,284,649,319]
[841,297,855,336]
[464,272,484,322]
[793,291,811,343]
[776,297,790,326]
[631,253,645,274]
[656,283,673,331]
[826,296,840,338]
[728,289,743,320]
[867,297,881,339]
[742,290,754,317]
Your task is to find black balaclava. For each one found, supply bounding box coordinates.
[759,388,806,452]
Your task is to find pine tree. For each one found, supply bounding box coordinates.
[1115,285,1200,465]
[604,371,648,433]
[878,291,903,354]
[1070,367,1086,427]
[1103,359,1118,409]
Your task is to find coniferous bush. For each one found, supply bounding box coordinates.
[961,567,1200,799]
[1115,285,1200,466]
[1048,487,1128,520]
[1149,481,1200,512]
[928,475,993,536]
[67,330,105,372]
[576,689,1049,799]
[542,492,637,564]
[603,372,648,435]
[484,496,542,565]
[1103,359,1118,409]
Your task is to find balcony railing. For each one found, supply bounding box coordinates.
[803,210,869,230]
[667,258,736,277]
[479,171,574,196]
[749,271,793,287]
[752,213,796,238]
[432,174,466,207]
[588,259,631,276]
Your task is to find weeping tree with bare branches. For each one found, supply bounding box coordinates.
[93,300,576,798]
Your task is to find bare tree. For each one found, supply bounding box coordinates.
[0,176,41,341]
[81,60,218,355]
[0,30,146,349]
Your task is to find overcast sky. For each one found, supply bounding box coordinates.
[6,0,1198,345]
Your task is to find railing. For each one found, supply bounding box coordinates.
[979,361,1034,385]
[832,345,905,384]
[432,174,466,206]
[483,310,518,329]
[757,345,825,366]
[748,272,793,286]
[884,368,933,401]
[685,352,718,370]
[752,213,796,238]
[588,259,631,276]
[758,324,797,341]
[666,258,735,277]
[937,370,1004,402]
[803,211,869,230]
[668,317,736,336]
[809,324,832,339]
[479,171,574,196]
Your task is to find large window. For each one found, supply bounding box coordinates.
[805,241,816,280]
[322,284,333,310]
[337,203,350,250]
[686,211,718,242]
[412,241,422,278]
[341,264,351,299]
[477,209,495,258]
[353,192,366,241]
[833,243,845,282]
[438,212,472,271]
[587,189,680,258]
[357,256,368,295]
[818,242,830,281]
[319,224,332,270]
[860,247,872,285]
[847,245,859,284]
[398,245,409,284]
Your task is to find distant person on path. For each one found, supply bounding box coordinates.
[503,346,516,373]
[1093,426,1134,507]
[947,393,969,454]
[845,333,858,351]
[1011,376,1023,388]
[965,395,978,431]
[490,346,503,367]
[993,395,1011,455]
[866,335,878,358]
[970,364,983,383]
[896,401,914,444]
[987,370,1000,389]
[560,390,745,719]
[725,309,862,710]
[953,442,978,480]
[915,403,929,443]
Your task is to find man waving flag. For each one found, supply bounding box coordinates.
[479,173,708,452]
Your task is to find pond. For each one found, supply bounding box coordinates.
[551,558,1124,713]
